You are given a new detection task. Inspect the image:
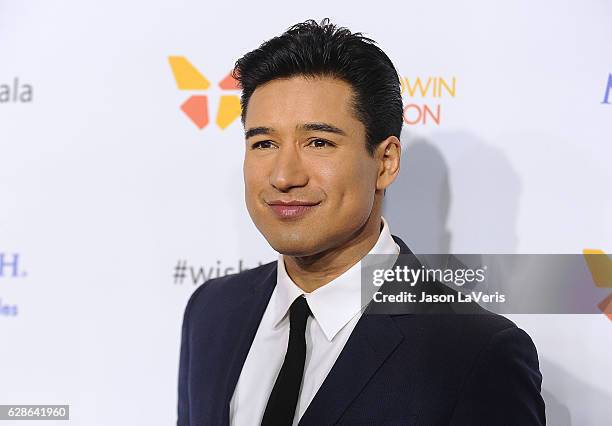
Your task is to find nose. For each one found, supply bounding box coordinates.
[269,143,309,192]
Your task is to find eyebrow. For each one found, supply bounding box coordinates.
[244,122,347,139]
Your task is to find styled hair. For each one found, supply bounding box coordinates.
[232,18,403,156]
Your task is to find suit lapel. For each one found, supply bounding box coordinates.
[298,234,415,425]
[216,264,278,425]
[298,312,404,425]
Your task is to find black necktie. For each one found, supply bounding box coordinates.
[261,295,312,426]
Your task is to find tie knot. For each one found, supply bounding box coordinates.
[289,296,311,330]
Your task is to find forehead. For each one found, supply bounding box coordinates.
[244,75,360,131]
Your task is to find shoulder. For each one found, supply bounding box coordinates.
[445,313,545,423]
[423,279,526,345]
[390,300,543,419]
[181,260,277,322]
[391,281,538,364]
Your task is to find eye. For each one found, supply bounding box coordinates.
[251,140,276,150]
[307,138,334,149]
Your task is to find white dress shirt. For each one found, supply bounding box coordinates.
[229,216,400,426]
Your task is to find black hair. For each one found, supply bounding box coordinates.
[232,18,403,156]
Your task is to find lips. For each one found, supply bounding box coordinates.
[266,200,320,219]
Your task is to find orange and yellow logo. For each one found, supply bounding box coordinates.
[583,249,612,321]
[400,76,456,126]
[168,56,241,130]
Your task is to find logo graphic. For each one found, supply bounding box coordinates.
[583,249,612,321]
[601,73,612,105]
[0,77,33,103]
[400,76,456,125]
[168,56,241,130]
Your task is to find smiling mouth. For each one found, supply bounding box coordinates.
[266,202,321,220]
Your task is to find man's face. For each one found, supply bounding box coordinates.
[243,75,380,257]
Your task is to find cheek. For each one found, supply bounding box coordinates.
[319,156,376,209]
[243,157,259,189]
[243,162,261,209]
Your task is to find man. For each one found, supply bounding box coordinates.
[177,19,545,425]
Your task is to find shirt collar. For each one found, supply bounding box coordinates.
[272,216,400,341]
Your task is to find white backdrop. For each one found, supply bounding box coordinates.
[1,0,611,424]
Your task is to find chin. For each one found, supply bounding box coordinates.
[266,233,321,257]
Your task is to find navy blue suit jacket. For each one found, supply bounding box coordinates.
[177,235,545,425]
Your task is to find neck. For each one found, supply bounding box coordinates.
[283,212,383,293]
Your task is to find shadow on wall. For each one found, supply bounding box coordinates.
[540,357,612,425]
[383,130,581,424]
[382,135,451,254]
[383,130,521,254]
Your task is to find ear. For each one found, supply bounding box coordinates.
[375,136,401,192]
